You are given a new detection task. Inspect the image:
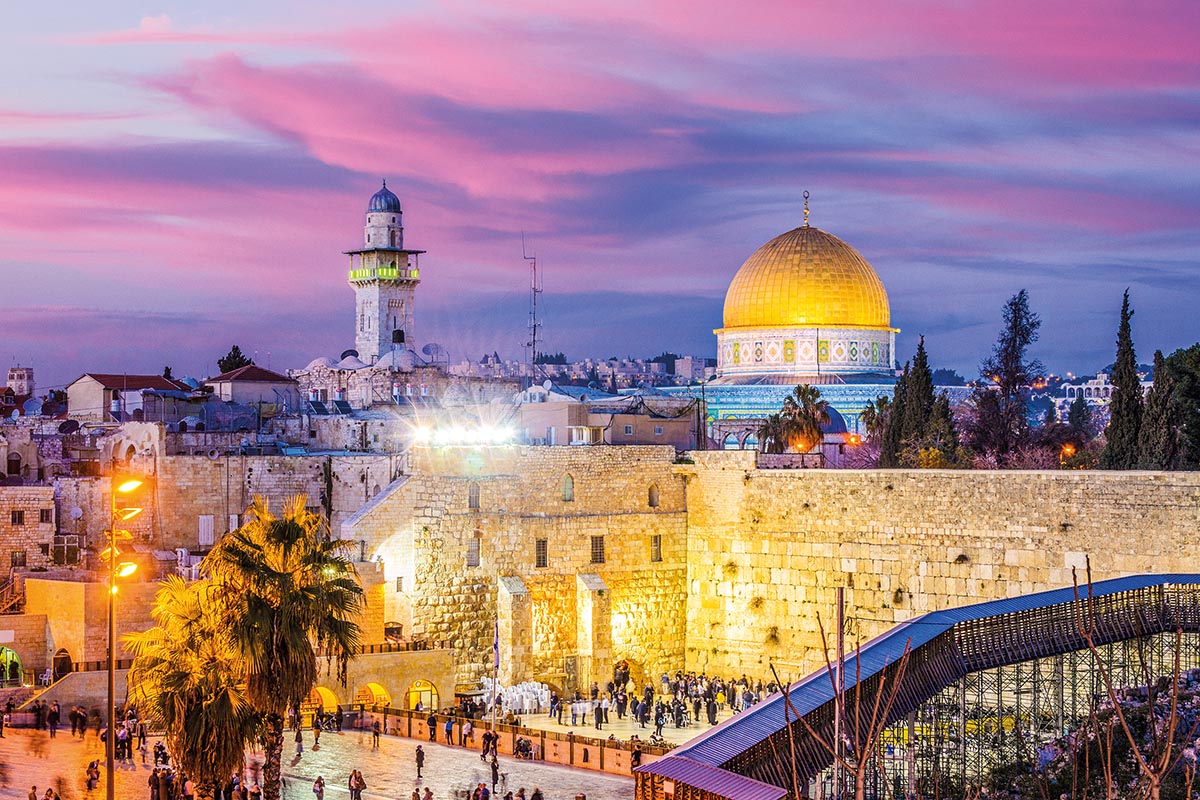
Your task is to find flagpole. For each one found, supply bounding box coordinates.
[491,616,500,790]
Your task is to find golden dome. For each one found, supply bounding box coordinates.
[722,225,891,330]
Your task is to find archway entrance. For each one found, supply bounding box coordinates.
[6,453,20,476]
[52,648,73,680]
[0,647,21,687]
[406,679,439,711]
[304,686,339,715]
[355,682,391,708]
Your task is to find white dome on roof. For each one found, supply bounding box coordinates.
[305,356,338,370]
[375,348,424,370]
[336,355,368,370]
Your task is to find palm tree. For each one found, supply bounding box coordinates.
[757,413,788,453]
[781,384,832,453]
[125,577,259,800]
[202,496,365,800]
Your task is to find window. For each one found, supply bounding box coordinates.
[651,534,663,563]
[10,510,24,526]
[654,425,664,436]
[10,551,26,568]
[535,539,548,569]
[468,482,480,511]
[53,535,79,565]
[590,535,606,564]
[228,514,240,533]
[39,508,53,524]
[623,425,633,436]
[466,537,481,567]
[561,474,575,502]
[648,484,660,508]
[395,576,404,593]
[198,515,215,548]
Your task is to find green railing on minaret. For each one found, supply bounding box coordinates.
[349,266,419,281]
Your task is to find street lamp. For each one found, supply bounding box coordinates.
[106,477,141,800]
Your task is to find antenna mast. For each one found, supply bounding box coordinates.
[523,233,542,383]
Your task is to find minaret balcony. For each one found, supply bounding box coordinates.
[349,266,420,282]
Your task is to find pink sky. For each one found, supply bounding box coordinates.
[2,0,1198,391]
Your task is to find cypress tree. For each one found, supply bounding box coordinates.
[975,289,1043,454]
[900,337,935,446]
[1100,290,1143,469]
[879,364,908,468]
[1067,394,1093,439]
[1137,350,1183,469]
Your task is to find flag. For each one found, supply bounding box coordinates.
[493,619,500,669]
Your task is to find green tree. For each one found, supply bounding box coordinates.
[202,496,364,800]
[756,413,788,454]
[1164,343,1200,467]
[1137,350,1184,470]
[126,577,259,800]
[878,364,909,467]
[1067,394,1094,440]
[780,384,832,453]
[1101,290,1143,469]
[968,289,1043,455]
[217,345,254,374]
[900,337,935,444]
[860,395,891,444]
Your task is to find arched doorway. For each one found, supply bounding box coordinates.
[355,682,391,708]
[304,686,339,715]
[52,648,73,680]
[0,647,21,687]
[125,444,137,461]
[406,679,439,711]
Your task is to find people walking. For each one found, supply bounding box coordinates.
[415,744,425,778]
[47,703,59,739]
[295,726,303,755]
[371,720,381,750]
[444,716,454,745]
[427,712,437,742]
[312,775,324,800]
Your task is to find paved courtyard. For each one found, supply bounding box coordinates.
[0,727,634,800]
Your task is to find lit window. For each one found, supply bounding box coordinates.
[590,535,605,564]
[10,550,26,568]
[467,538,481,567]
[651,534,662,563]
[535,539,548,569]
[562,474,574,502]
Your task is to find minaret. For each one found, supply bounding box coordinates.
[344,180,425,363]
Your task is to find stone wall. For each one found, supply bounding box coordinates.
[0,486,57,570]
[680,456,1200,677]
[345,445,690,690]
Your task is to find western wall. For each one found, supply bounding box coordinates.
[341,445,1200,690]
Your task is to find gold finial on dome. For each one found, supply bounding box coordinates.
[803,190,810,227]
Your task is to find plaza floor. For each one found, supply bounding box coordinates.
[0,726,636,800]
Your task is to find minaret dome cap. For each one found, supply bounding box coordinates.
[367,179,403,213]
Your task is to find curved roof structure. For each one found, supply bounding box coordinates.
[639,574,1200,794]
[722,225,890,331]
[368,180,402,213]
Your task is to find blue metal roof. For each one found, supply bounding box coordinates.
[635,756,787,800]
[675,573,1200,768]
[368,180,402,213]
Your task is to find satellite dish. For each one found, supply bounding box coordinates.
[70,507,83,520]
[340,349,359,360]
[8,410,17,420]
[58,420,80,435]
[542,380,553,391]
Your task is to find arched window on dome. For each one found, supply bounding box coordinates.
[648,483,660,508]
[561,474,575,503]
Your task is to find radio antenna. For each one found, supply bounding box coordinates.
[523,232,542,383]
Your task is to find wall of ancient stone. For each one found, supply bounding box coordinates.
[345,445,690,690]
[680,454,1200,678]
[0,486,57,570]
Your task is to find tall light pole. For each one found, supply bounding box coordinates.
[107,478,141,800]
